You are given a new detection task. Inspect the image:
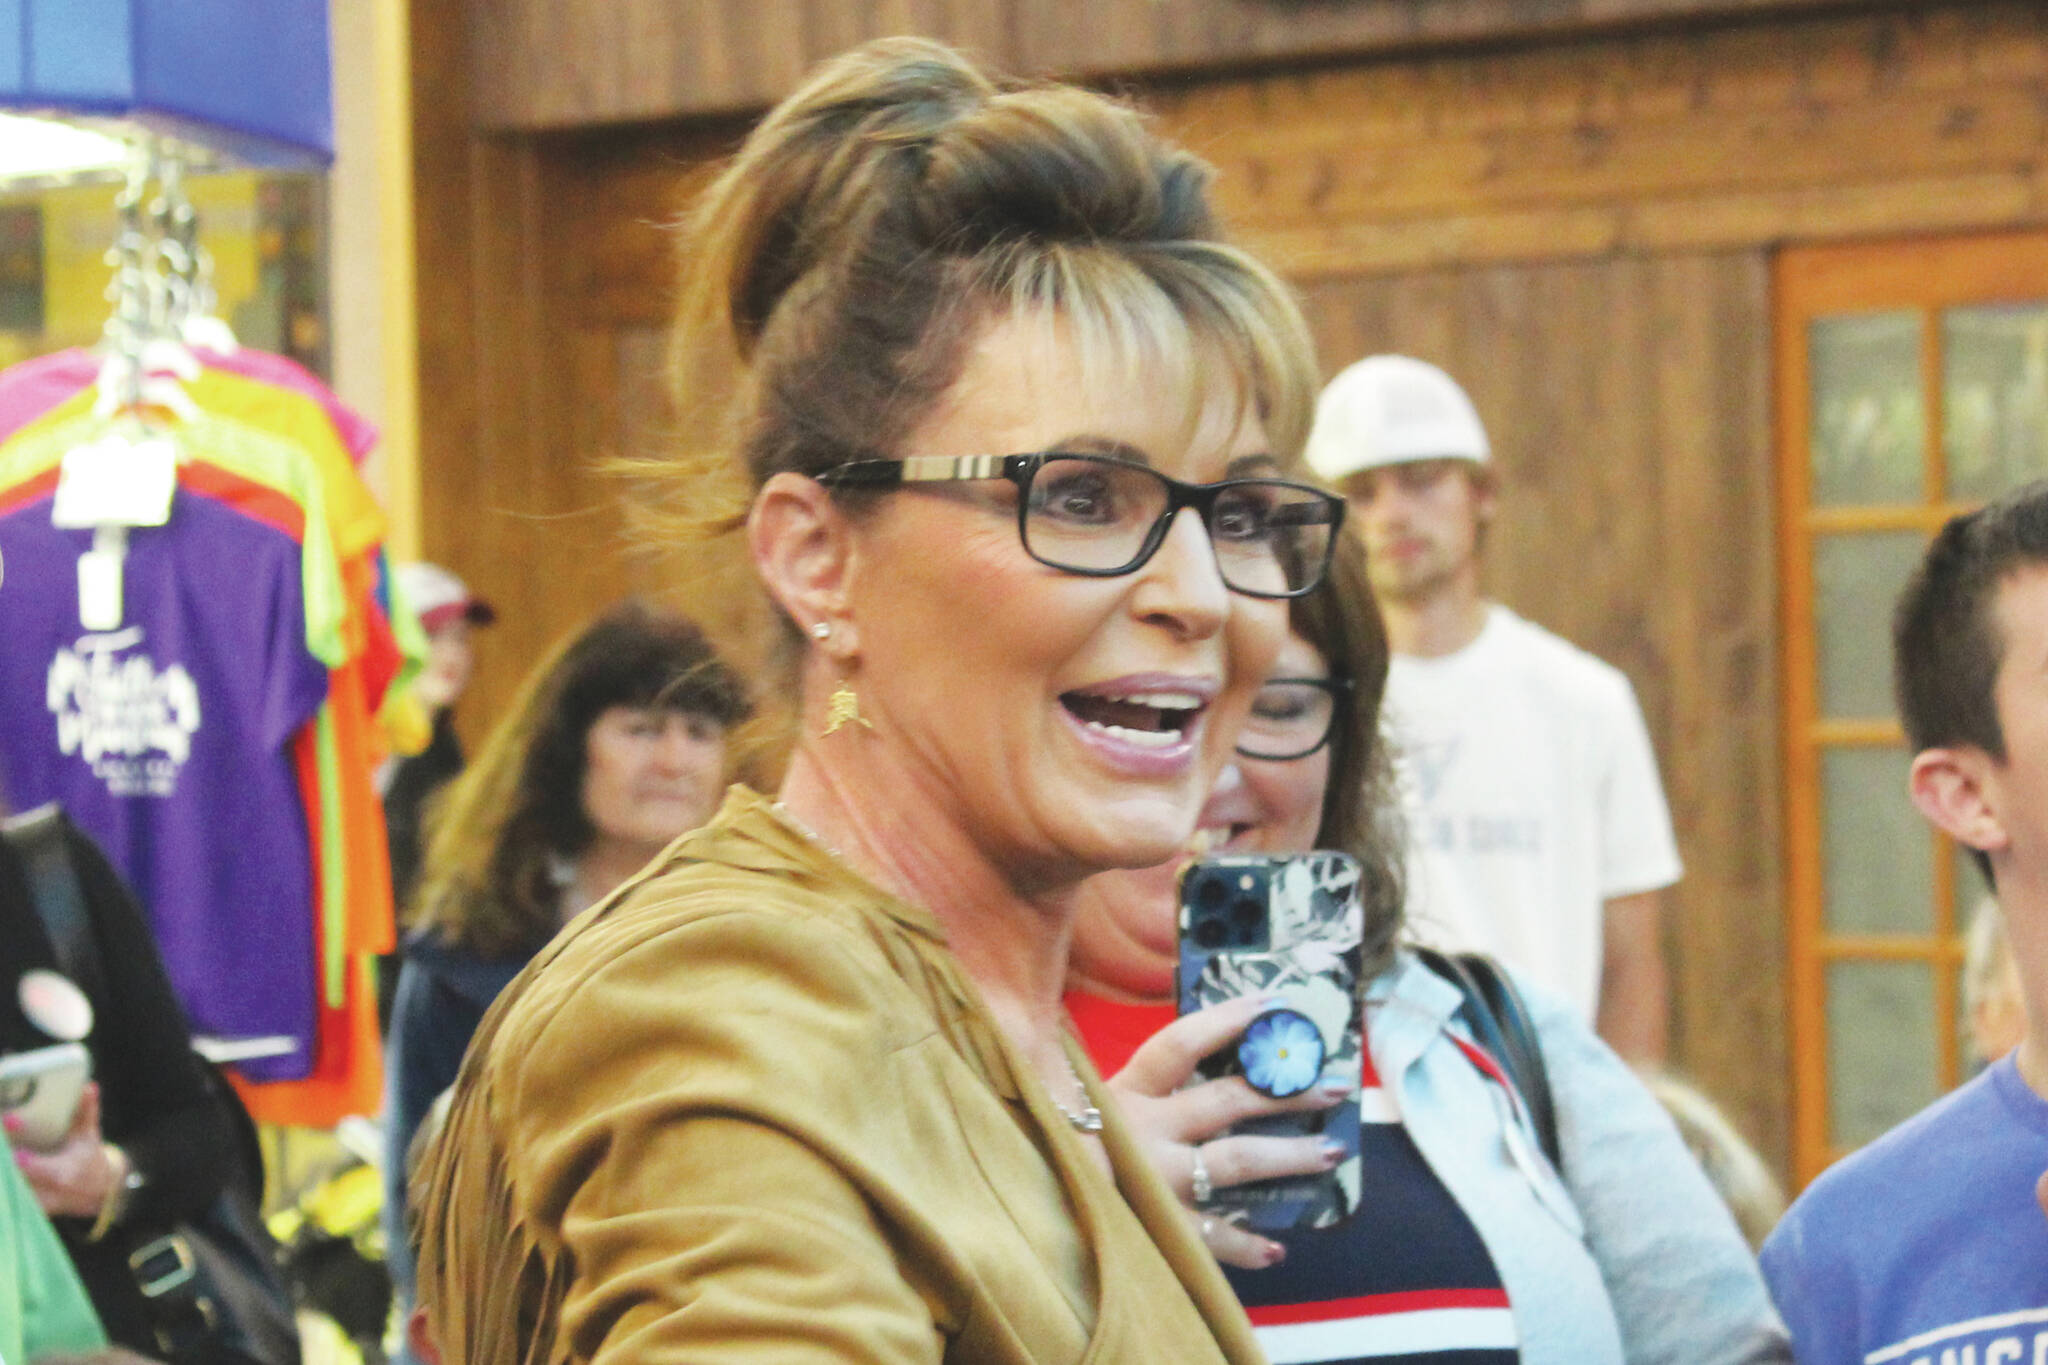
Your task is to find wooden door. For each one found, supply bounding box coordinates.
[1778,230,2048,1186]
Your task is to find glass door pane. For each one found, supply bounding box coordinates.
[1814,531,1926,719]
[1810,312,1925,506]
[1943,302,2048,501]
[1821,748,1931,935]
[1825,959,1939,1148]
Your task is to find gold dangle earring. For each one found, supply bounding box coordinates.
[824,680,872,736]
[811,621,872,736]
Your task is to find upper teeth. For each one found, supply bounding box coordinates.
[1113,691,1203,709]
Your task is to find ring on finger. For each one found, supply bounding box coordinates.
[1190,1144,1214,1205]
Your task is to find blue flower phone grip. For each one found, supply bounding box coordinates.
[1236,1005,1327,1099]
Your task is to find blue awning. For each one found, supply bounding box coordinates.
[0,0,331,167]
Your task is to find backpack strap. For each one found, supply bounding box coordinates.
[2,803,110,1009]
[1413,946,1563,1171]
[1455,952,1561,1171]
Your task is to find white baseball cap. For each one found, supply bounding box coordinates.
[1303,355,1491,482]
[396,561,496,633]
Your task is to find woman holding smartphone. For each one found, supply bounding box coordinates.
[0,808,236,1355]
[413,36,1346,1364]
[1068,532,1792,1364]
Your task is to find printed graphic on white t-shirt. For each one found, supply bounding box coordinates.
[1387,606,1681,1020]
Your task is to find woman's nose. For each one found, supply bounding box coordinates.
[1132,507,1230,638]
[651,726,702,771]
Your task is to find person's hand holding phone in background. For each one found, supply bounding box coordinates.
[9,1081,127,1220]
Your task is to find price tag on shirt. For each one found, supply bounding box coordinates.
[51,432,178,529]
[77,534,126,631]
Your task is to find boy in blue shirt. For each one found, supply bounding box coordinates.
[1762,483,2048,1364]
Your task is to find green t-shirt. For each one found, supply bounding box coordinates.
[0,1139,106,1364]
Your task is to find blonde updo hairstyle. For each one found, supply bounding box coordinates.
[667,38,1319,667]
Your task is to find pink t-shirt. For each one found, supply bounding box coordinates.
[0,347,378,465]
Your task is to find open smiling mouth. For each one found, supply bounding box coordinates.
[1059,689,1206,750]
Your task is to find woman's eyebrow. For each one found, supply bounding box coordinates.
[1050,435,1150,463]
[1038,442,1282,478]
[1226,453,1282,477]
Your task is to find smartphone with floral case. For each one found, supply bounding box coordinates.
[1176,851,1365,1232]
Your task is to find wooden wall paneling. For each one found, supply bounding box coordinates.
[410,0,508,744]
[550,126,746,330]
[1140,3,2048,280]
[469,0,1014,130]
[1016,0,1869,88]
[409,0,478,579]
[1647,254,1782,1168]
[1183,85,2046,233]
[532,128,797,769]
[442,135,571,739]
[464,0,1880,129]
[468,4,2048,340]
[1297,251,1785,1170]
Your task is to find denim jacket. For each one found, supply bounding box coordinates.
[1368,952,1792,1365]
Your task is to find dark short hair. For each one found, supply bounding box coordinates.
[1894,479,2048,884]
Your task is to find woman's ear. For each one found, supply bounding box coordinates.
[747,473,861,656]
[1909,746,2009,857]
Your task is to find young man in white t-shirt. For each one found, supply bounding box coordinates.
[1304,355,1683,1062]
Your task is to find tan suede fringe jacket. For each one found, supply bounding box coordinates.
[413,787,1267,1365]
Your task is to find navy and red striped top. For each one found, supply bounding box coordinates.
[1066,992,1520,1364]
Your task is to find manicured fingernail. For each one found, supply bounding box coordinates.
[1260,1240,1286,1266]
[1319,1139,1347,1167]
[1318,1078,1355,1098]
[2,1114,18,1132]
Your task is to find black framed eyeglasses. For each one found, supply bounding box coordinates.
[814,452,1346,599]
[1235,675,1353,761]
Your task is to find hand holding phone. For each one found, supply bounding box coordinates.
[1177,851,1366,1234]
[1105,994,1349,1268]
[0,1042,92,1151]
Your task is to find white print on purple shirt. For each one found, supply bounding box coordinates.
[46,626,202,798]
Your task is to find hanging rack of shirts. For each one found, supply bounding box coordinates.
[0,140,419,1128]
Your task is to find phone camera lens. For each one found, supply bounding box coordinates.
[1192,918,1227,950]
[1195,875,1228,912]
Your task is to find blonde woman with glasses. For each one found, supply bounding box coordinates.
[413,37,1345,1365]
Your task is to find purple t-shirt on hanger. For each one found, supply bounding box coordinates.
[0,487,327,1079]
